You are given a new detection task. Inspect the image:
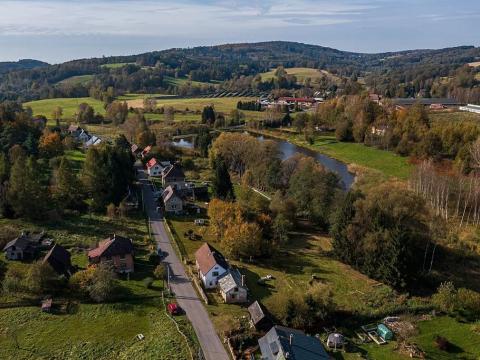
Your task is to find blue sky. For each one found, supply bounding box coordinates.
[0,0,478,63]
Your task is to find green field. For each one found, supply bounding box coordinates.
[260,67,341,84]
[430,110,480,123]
[24,97,105,121]
[56,75,95,86]
[101,62,135,69]
[255,130,412,180]
[164,76,214,88]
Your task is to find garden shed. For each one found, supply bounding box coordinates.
[377,324,393,340]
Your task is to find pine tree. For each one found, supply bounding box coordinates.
[212,157,234,200]
[53,157,84,210]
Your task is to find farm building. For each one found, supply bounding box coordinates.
[88,234,135,273]
[3,233,38,260]
[43,244,73,277]
[195,243,229,289]
[248,300,272,331]
[218,269,247,304]
[258,325,329,360]
[460,104,480,114]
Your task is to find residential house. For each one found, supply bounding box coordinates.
[68,125,90,143]
[248,301,273,331]
[195,243,229,289]
[43,244,72,277]
[88,234,135,273]
[162,185,184,214]
[3,233,38,260]
[218,269,248,304]
[84,135,102,148]
[146,158,172,177]
[141,145,152,158]
[258,326,329,360]
[131,144,142,157]
[460,104,480,114]
[162,164,186,190]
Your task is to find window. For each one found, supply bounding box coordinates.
[120,254,126,260]
[212,271,219,277]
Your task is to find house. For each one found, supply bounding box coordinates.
[460,104,480,114]
[248,301,273,331]
[162,185,184,214]
[369,93,382,104]
[88,234,135,273]
[68,125,90,143]
[195,243,229,289]
[370,125,388,137]
[218,269,248,304]
[162,164,186,190]
[141,145,152,158]
[84,135,102,148]
[430,103,446,110]
[3,234,38,260]
[258,326,329,360]
[43,244,72,277]
[131,144,142,156]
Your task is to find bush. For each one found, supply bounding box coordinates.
[143,277,154,289]
[25,261,61,295]
[149,252,160,265]
[69,264,117,302]
[2,267,25,294]
[432,281,457,313]
[435,335,451,351]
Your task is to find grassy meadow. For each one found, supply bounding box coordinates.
[260,67,341,84]
[56,75,95,86]
[24,97,105,121]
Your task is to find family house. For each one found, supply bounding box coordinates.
[258,326,329,360]
[195,243,229,289]
[218,269,248,304]
[162,185,184,214]
[131,144,142,156]
[146,158,163,177]
[88,234,134,273]
[3,234,38,260]
[162,164,186,190]
[43,244,72,277]
[84,135,102,148]
[141,145,152,158]
[248,300,272,331]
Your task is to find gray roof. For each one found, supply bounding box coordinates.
[248,301,266,325]
[162,185,181,203]
[3,234,35,252]
[218,269,245,294]
[162,164,185,180]
[258,326,329,360]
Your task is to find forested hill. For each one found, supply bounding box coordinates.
[0,41,479,102]
[0,59,49,74]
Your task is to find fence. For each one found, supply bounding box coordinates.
[164,219,188,263]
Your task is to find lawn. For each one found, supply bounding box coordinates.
[101,62,135,69]
[56,75,95,86]
[64,149,86,172]
[164,76,214,88]
[24,97,105,121]
[125,96,257,113]
[430,110,480,123]
[260,67,341,84]
[255,129,412,180]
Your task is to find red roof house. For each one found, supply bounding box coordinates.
[88,234,134,273]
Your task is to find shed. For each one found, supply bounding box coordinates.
[41,298,53,313]
[248,300,272,331]
[377,324,393,340]
[327,333,346,349]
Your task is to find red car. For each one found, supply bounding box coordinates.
[167,302,181,315]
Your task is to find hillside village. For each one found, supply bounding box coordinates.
[0,38,480,360]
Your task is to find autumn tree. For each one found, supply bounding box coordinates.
[224,221,262,259]
[52,106,63,126]
[39,131,64,158]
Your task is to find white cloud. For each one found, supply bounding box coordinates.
[0,0,373,36]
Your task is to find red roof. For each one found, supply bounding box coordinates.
[195,243,229,275]
[142,145,152,156]
[146,157,158,169]
[88,235,133,259]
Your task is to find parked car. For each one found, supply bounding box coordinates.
[167,302,181,315]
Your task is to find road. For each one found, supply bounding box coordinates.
[137,168,229,360]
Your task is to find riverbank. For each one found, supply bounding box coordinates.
[248,128,412,181]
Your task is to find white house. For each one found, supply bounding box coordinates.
[162,185,183,214]
[85,135,102,148]
[218,269,248,304]
[195,243,229,289]
[460,104,480,114]
[147,158,172,177]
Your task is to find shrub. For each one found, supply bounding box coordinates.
[69,264,117,302]
[432,282,457,313]
[148,252,160,265]
[143,277,154,289]
[25,261,61,295]
[2,267,25,293]
[435,335,451,351]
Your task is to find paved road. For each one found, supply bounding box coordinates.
[137,168,229,360]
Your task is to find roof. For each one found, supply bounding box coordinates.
[43,244,72,276]
[141,145,152,155]
[3,234,35,252]
[88,234,134,259]
[218,269,245,294]
[278,97,315,103]
[162,164,185,180]
[162,185,181,203]
[248,301,266,325]
[68,124,79,132]
[195,243,229,275]
[147,157,159,169]
[391,98,463,106]
[258,326,329,360]
[131,144,140,153]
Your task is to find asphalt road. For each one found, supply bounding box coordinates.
[137,168,229,360]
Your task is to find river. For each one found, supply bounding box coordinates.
[172,133,355,189]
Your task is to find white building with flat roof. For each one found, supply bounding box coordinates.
[460,104,480,114]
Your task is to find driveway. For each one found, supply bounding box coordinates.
[137,168,229,360]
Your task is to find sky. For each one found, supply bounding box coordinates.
[0,0,478,63]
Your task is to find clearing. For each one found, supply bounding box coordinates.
[24,97,105,121]
[260,67,341,84]
[56,75,95,86]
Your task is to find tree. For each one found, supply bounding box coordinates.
[7,156,48,219]
[272,214,293,244]
[87,264,118,302]
[208,199,242,239]
[106,101,129,125]
[52,106,63,126]
[25,262,60,295]
[39,131,64,158]
[52,157,84,210]
[76,103,95,124]
[212,157,234,200]
[201,106,216,125]
[224,220,262,259]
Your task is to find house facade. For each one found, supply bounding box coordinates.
[195,243,229,289]
[3,234,37,260]
[218,269,248,304]
[162,165,186,190]
[147,158,163,177]
[162,185,183,214]
[88,234,135,273]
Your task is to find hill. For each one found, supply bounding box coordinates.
[0,59,48,74]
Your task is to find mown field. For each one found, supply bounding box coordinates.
[56,74,95,86]
[24,97,105,121]
[0,211,198,359]
[260,67,341,84]
[430,110,480,123]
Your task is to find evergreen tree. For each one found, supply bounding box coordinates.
[212,157,234,200]
[53,157,84,210]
